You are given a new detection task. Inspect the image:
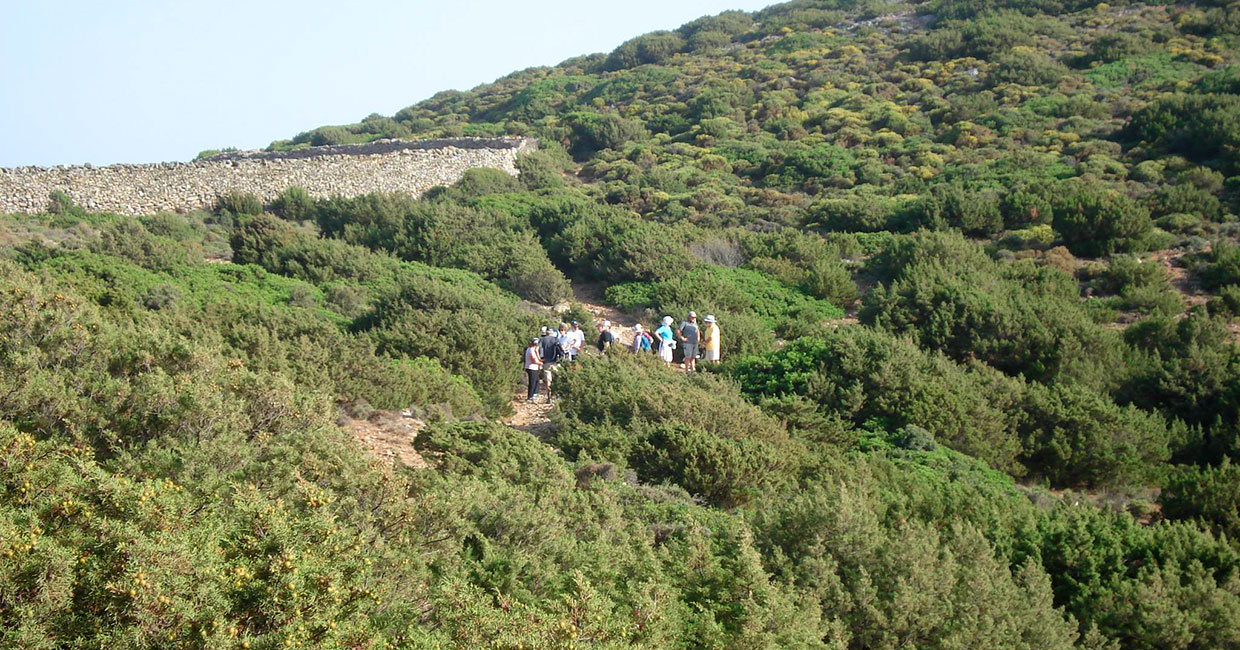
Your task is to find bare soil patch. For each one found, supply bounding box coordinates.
[341,410,428,468]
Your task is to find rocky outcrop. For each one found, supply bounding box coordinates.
[0,137,536,216]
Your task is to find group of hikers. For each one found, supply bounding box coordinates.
[522,312,722,402]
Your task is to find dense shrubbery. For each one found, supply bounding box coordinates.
[1120,312,1240,465]
[8,0,1240,645]
[278,189,573,304]
[862,231,1123,386]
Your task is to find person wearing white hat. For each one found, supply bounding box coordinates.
[655,316,676,366]
[702,315,721,363]
[595,319,616,352]
[631,323,653,353]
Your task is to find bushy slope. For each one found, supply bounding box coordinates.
[5,0,1240,647]
[277,0,1238,242]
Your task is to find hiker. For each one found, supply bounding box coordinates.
[567,321,585,361]
[702,314,721,364]
[596,319,616,352]
[523,338,543,401]
[539,325,561,365]
[655,316,677,366]
[631,323,653,353]
[556,323,573,360]
[539,325,562,402]
[678,311,700,372]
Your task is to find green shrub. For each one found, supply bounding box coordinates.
[1017,382,1171,487]
[325,283,369,318]
[215,190,263,217]
[605,31,687,70]
[1050,182,1152,257]
[1155,212,1206,236]
[514,150,567,190]
[990,50,1068,87]
[606,265,843,329]
[1125,94,1240,171]
[140,283,181,311]
[550,355,805,507]
[633,421,784,508]
[803,258,859,307]
[298,193,573,303]
[1121,313,1240,464]
[138,212,204,242]
[415,421,571,485]
[89,220,194,271]
[1192,241,1240,290]
[1150,184,1223,221]
[1085,33,1155,64]
[564,112,646,156]
[731,330,1025,473]
[270,186,315,221]
[307,125,354,146]
[863,242,1122,385]
[1160,460,1240,540]
[1207,285,1240,318]
[441,168,522,200]
[46,190,83,217]
[808,194,916,232]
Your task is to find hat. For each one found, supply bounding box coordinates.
[571,320,579,326]
[632,324,643,332]
[705,315,716,323]
[688,311,697,318]
[539,326,549,336]
[601,319,611,328]
[662,316,673,326]
[530,338,539,344]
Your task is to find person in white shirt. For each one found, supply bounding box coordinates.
[567,321,585,361]
[556,323,573,359]
[523,338,543,401]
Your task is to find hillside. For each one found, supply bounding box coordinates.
[3,0,1240,648]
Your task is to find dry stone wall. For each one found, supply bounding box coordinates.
[0,137,537,216]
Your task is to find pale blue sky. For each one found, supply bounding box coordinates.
[0,1,774,167]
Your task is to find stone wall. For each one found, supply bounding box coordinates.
[0,137,537,216]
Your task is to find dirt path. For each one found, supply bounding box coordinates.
[343,410,428,468]
[569,281,641,349]
[504,394,556,436]
[504,281,642,434]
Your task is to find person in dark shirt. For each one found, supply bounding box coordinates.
[678,311,700,372]
[596,320,616,352]
[539,327,561,364]
[539,326,562,403]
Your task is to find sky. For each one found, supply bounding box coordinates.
[0,0,775,167]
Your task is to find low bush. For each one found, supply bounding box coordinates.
[1159,460,1240,540]
[215,190,263,217]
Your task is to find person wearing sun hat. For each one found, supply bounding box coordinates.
[655,316,676,366]
[631,323,653,353]
[702,314,721,363]
[596,319,616,352]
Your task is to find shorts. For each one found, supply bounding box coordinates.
[681,343,698,359]
[706,348,720,361]
[542,363,559,381]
